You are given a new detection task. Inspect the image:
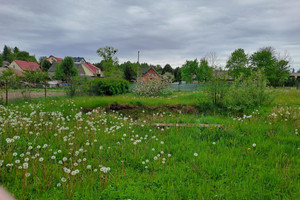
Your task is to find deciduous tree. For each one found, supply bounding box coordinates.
[96,46,118,65]
[226,48,250,79]
[122,61,137,82]
[41,60,52,72]
[198,58,213,82]
[181,59,199,83]
[54,57,78,82]
[0,68,18,105]
[250,47,290,87]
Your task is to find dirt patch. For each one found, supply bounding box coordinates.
[105,102,198,114]
[108,103,139,110]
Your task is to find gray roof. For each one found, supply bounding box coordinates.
[141,68,149,74]
[72,57,86,63]
[75,63,85,75]
[48,62,58,73]
[48,62,89,77]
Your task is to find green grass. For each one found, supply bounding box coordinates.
[271,87,300,106]
[8,91,204,112]
[0,89,299,199]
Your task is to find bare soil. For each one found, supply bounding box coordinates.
[105,102,198,114]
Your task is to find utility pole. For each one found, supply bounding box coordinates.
[137,51,140,81]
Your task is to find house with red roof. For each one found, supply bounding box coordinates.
[82,62,103,77]
[290,72,300,80]
[7,60,41,76]
[141,66,162,82]
[46,55,63,64]
[47,58,104,78]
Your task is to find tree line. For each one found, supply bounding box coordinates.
[95,46,297,87]
[1,45,299,87]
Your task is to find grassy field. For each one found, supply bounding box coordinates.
[1,88,300,199]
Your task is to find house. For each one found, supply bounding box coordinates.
[290,72,300,80]
[73,57,86,64]
[1,61,10,68]
[46,55,63,64]
[82,62,104,77]
[141,66,162,82]
[7,60,41,76]
[47,61,104,79]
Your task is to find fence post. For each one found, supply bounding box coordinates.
[44,79,47,98]
[5,79,8,106]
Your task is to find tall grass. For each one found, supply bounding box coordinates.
[0,96,299,199]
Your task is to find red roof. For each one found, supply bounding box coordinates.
[55,57,63,62]
[48,55,63,63]
[14,60,40,71]
[291,73,300,77]
[83,62,99,75]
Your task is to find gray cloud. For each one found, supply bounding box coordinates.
[0,0,299,70]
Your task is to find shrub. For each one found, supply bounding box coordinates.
[203,72,230,107]
[64,76,90,97]
[91,78,129,96]
[133,74,172,96]
[224,71,273,113]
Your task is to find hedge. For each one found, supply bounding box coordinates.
[91,78,129,96]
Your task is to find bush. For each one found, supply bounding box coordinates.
[203,72,230,107]
[64,76,90,97]
[133,74,172,96]
[91,78,129,96]
[224,71,272,113]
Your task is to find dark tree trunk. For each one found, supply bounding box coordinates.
[5,79,8,106]
[44,79,47,98]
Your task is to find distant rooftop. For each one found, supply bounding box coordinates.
[72,57,86,63]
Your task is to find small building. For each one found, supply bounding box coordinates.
[7,60,41,76]
[82,62,104,77]
[290,73,300,80]
[47,80,60,88]
[48,61,104,79]
[141,67,162,82]
[46,55,63,64]
[1,61,10,68]
[73,57,86,64]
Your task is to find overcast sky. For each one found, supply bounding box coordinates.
[0,0,299,70]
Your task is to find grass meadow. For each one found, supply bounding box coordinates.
[0,88,299,199]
